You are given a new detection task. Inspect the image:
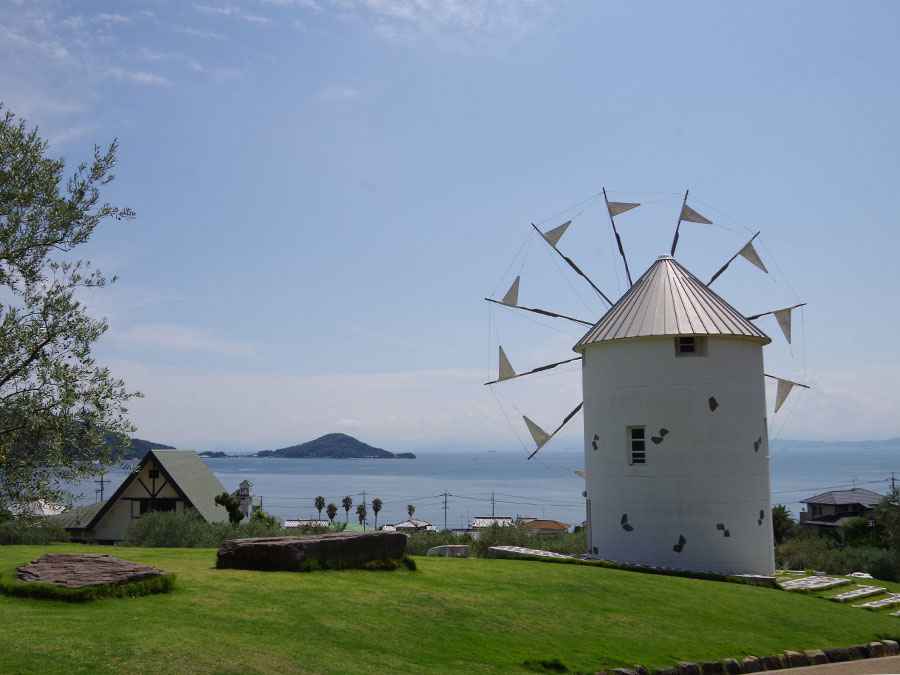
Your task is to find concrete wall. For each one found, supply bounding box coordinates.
[582,335,775,575]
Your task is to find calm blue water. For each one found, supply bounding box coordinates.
[71,441,900,528]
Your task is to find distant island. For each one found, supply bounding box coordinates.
[108,435,175,460]
[256,433,415,459]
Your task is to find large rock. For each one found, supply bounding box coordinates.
[427,545,470,557]
[16,554,164,589]
[216,533,407,571]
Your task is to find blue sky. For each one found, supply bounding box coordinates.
[2,0,899,452]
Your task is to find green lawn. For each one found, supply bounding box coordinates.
[2,545,900,674]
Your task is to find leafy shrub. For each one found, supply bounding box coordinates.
[776,533,900,580]
[0,517,69,545]
[405,526,586,558]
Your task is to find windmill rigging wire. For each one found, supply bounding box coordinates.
[532,192,602,227]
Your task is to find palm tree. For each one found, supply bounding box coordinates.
[356,503,367,530]
[342,495,353,523]
[407,504,415,519]
[326,502,338,525]
[314,496,325,522]
[372,497,383,529]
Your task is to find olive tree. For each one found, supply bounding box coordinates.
[0,105,138,511]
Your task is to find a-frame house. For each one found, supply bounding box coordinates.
[57,450,230,543]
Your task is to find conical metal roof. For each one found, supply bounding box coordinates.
[574,256,770,351]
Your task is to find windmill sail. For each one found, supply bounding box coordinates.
[542,220,571,247]
[738,240,768,273]
[500,276,520,306]
[766,374,811,413]
[498,346,516,381]
[523,416,551,450]
[607,201,640,217]
[680,204,712,224]
[774,308,793,343]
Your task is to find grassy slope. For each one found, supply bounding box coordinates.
[2,545,900,675]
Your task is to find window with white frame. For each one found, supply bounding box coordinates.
[628,426,646,465]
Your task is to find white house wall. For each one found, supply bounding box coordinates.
[582,336,775,575]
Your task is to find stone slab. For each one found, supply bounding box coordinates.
[779,575,851,591]
[487,546,574,561]
[16,553,164,589]
[829,585,887,602]
[853,594,900,609]
[426,545,470,557]
[216,533,407,571]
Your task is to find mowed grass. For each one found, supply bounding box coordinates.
[2,545,900,675]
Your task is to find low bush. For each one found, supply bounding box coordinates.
[405,525,586,558]
[0,518,69,545]
[123,510,339,548]
[776,534,900,580]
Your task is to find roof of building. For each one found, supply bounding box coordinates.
[520,519,569,531]
[391,518,433,529]
[801,488,884,507]
[52,502,104,529]
[60,449,229,530]
[574,256,770,351]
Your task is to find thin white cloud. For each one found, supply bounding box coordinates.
[194,4,272,24]
[262,0,321,9]
[174,25,225,40]
[106,67,172,87]
[114,324,258,358]
[316,84,361,102]
[93,13,131,25]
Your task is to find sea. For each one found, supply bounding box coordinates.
[69,440,900,530]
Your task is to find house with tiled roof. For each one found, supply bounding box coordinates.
[54,449,230,543]
[799,488,883,530]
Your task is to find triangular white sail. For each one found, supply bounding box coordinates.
[607,201,640,217]
[774,378,795,413]
[680,204,712,224]
[542,220,571,247]
[774,308,792,343]
[500,276,520,306]
[739,241,768,273]
[523,415,551,450]
[498,346,516,381]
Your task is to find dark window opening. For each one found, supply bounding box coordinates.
[138,499,177,515]
[149,469,160,479]
[675,336,706,357]
[628,426,646,465]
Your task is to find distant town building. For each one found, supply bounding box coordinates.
[799,488,883,530]
[284,519,331,529]
[471,516,514,529]
[53,450,230,543]
[382,518,434,533]
[518,518,570,536]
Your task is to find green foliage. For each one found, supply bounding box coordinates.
[214,492,244,526]
[341,495,352,522]
[0,517,69,545]
[250,508,279,529]
[522,658,569,673]
[314,496,325,520]
[407,504,415,518]
[371,497,382,528]
[355,503,367,528]
[404,525,587,558]
[776,532,900,580]
[771,504,795,545]
[124,510,287,548]
[0,104,139,512]
[0,566,174,602]
[326,502,338,524]
[841,516,879,548]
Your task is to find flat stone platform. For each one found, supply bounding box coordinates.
[16,554,165,589]
[216,532,407,572]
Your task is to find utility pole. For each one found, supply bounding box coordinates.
[95,472,107,503]
[442,492,449,531]
[892,472,896,494]
[491,491,495,518]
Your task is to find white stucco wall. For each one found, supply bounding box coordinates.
[582,335,775,575]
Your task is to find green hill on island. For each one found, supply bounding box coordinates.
[106,435,175,460]
[257,433,415,459]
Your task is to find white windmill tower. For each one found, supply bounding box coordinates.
[486,189,808,576]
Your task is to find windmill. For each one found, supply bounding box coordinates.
[484,189,808,575]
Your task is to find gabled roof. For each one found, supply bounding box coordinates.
[67,449,229,530]
[801,488,883,507]
[574,256,770,351]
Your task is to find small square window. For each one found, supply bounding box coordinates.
[675,336,706,357]
[628,426,646,465]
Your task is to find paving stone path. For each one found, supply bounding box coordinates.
[829,585,887,602]
[16,554,164,589]
[853,594,900,610]
[779,575,851,591]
